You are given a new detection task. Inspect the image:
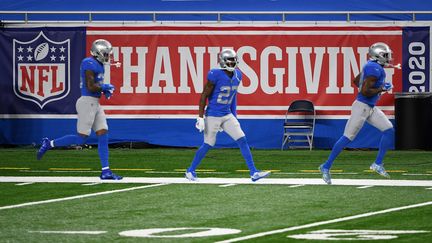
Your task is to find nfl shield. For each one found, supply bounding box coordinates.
[13,31,70,109]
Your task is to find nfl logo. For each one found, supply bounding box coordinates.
[13,31,70,109]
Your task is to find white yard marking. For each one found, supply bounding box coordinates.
[403,173,432,176]
[0,183,168,211]
[219,184,237,188]
[1,176,432,187]
[288,184,305,188]
[216,201,432,243]
[15,182,34,186]
[357,185,374,189]
[81,182,102,186]
[29,230,106,235]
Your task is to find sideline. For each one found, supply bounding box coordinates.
[1,176,432,187]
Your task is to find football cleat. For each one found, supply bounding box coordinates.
[251,171,271,182]
[370,163,390,178]
[319,164,332,185]
[36,137,52,160]
[185,170,198,181]
[100,170,123,180]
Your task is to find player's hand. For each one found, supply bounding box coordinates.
[195,117,205,132]
[102,84,115,99]
[218,127,224,132]
[101,84,115,92]
[103,90,114,99]
[382,82,393,92]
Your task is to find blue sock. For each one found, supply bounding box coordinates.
[375,128,394,165]
[98,133,110,169]
[236,137,258,175]
[323,136,351,169]
[188,143,212,172]
[53,134,86,147]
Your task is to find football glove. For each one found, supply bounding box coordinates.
[382,82,393,92]
[101,83,115,92]
[195,117,205,132]
[101,84,115,99]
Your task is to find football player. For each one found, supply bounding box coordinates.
[36,39,122,180]
[185,49,271,182]
[319,42,395,185]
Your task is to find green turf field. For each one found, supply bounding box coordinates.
[0,148,431,242]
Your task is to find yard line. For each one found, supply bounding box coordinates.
[15,182,34,186]
[356,185,374,189]
[216,200,432,243]
[0,183,168,211]
[81,182,102,186]
[219,184,237,187]
[288,184,305,188]
[28,230,106,235]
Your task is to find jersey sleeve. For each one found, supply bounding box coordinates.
[363,64,381,79]
[207,69,218,84]
[81,59,97,73]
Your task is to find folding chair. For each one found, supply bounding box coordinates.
[281,99,316,150]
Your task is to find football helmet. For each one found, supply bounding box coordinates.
[368,42,393,66]
[219,49,239,72]
[90,39,113,64]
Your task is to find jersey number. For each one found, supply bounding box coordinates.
[217,86,238,104]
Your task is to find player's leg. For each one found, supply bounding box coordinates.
[36,97,93,160]
[222,114,270,181]
[367,107,393,178]
[93,105,122,180]
[320,100,370,184]
[185,116,220,181]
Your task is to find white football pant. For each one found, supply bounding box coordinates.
[76,96,108,135]
[343,100,393,141]
[204,114,245,146]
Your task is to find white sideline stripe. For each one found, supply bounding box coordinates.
[0,183,167,211]
[1,176,432,187]
[216,201,432,243]
[28,230,106,235]
[15,182,34,186]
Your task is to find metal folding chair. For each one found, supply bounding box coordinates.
[281,100,316,150]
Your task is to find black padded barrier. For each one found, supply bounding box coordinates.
[395,92,432,150]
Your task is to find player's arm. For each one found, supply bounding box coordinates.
[360,76,384,97]
[352,73,361,87]
[198,80,215,118]
[230,94,237,117]
[85,70,102,92]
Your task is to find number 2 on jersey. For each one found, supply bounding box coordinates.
[217,85,238,104]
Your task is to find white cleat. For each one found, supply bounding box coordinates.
[370,163,390,178]
[185,171,198,181]
[251,171,271,182]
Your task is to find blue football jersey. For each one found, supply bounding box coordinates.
[205,68,241,117]
[356,60,386,107]
[80,57,105,97]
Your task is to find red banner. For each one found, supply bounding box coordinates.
[87,26,402,117]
